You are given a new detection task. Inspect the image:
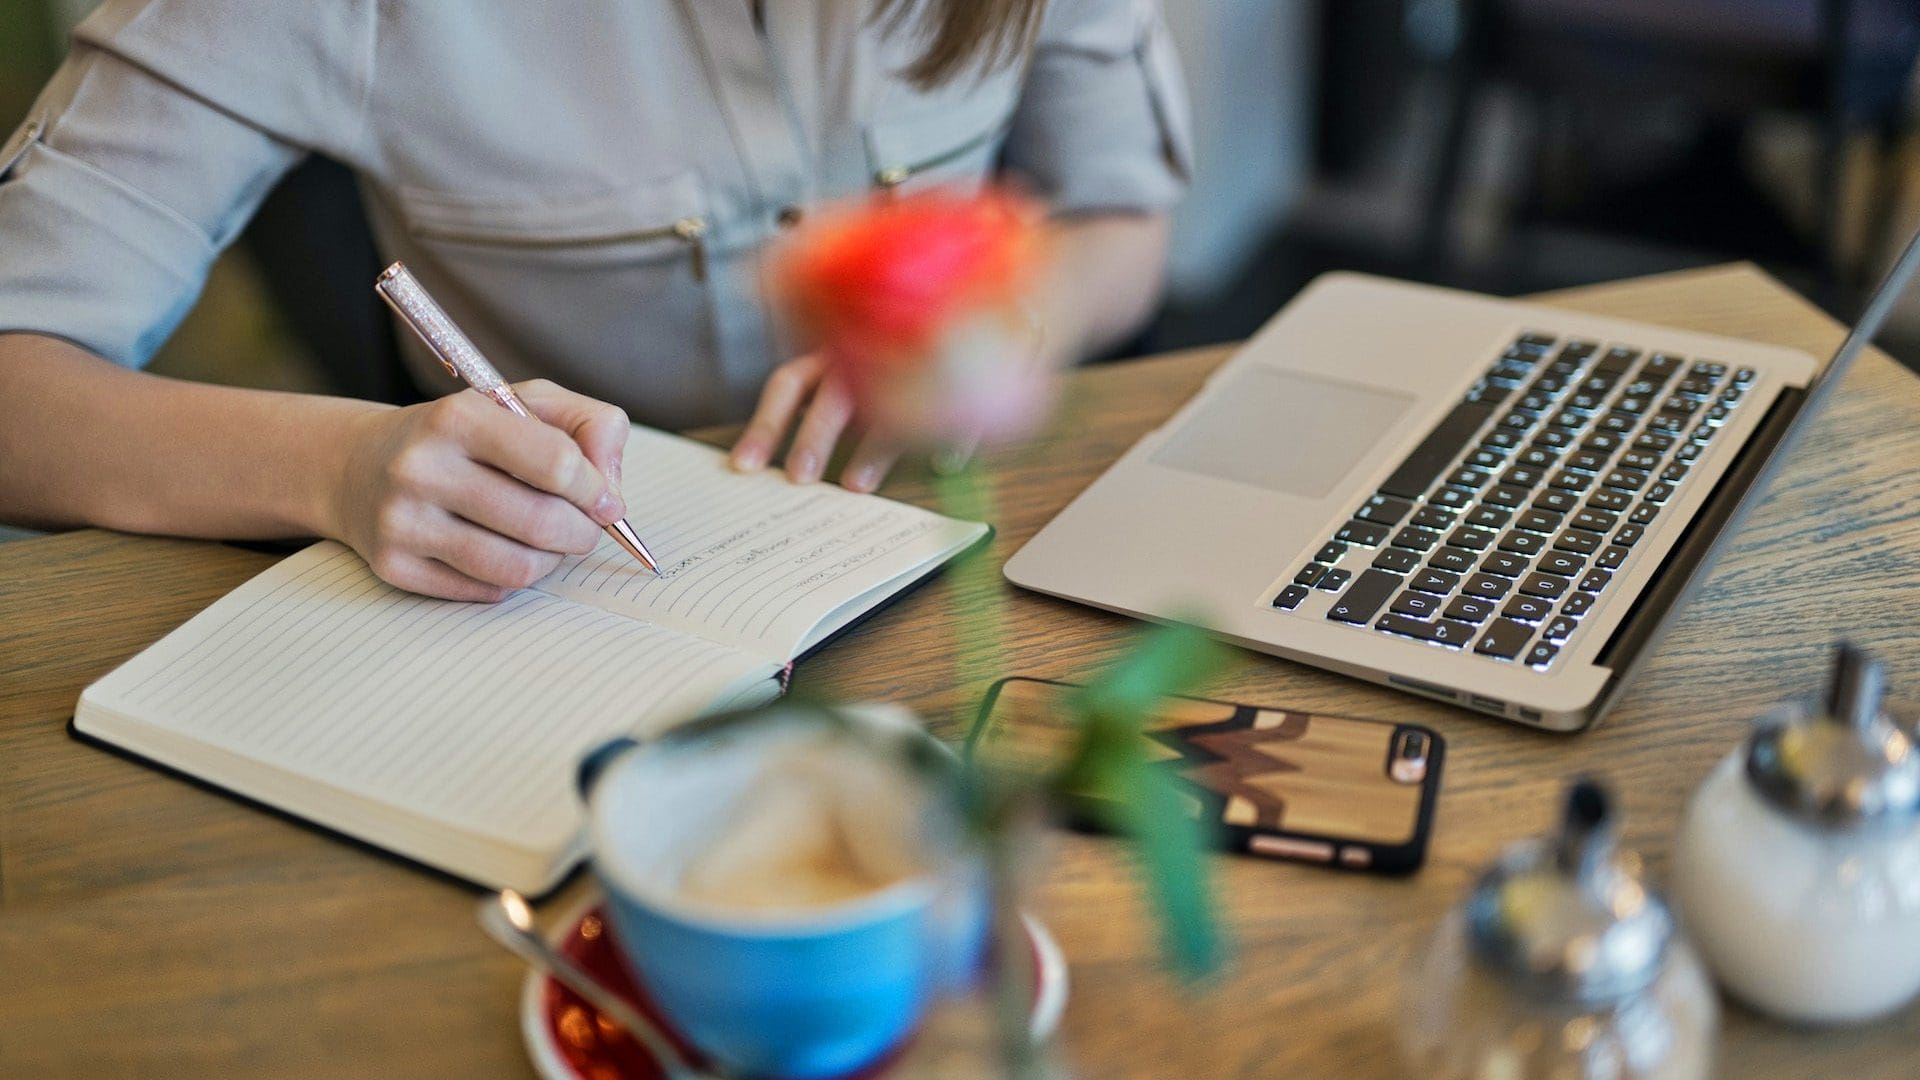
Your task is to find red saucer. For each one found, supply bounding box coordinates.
[519,894,1068,1080]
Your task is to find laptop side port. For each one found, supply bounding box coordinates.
[1469,694,1506,714]
[1388,675,1457,701]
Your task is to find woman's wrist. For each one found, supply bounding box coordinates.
[294,396,396,543]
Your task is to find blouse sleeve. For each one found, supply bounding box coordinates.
[999,0,1195,216]
[0,0,374,367]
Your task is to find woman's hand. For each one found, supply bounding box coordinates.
[728,354,904,493]
[330,380,631,602]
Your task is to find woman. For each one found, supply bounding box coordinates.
[0,0,1190,601]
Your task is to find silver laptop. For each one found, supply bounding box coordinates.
[1007,233,1920,732]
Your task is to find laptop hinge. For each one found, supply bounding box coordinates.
[1593,387,1807,704]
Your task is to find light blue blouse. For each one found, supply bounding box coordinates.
[0,0,1192,429]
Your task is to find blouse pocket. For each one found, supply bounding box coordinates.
[864,88,1019,193]
[386,170,727,419]
[396,170,713,280]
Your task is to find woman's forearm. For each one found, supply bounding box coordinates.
[1036,212,1173,365]
[0,332,382,539]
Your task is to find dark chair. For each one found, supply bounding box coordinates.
[239,155,421,404]
[1419,0,1920,299]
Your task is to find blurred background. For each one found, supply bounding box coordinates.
[3,0,1918,402]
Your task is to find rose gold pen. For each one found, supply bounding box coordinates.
[374,262,659,573]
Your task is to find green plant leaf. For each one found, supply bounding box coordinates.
[1060,621,1232,979]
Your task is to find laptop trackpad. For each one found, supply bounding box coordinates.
[1151,368,1415,499]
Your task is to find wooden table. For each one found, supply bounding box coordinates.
[4,265,1919,1078]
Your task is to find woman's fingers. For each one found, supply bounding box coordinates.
[425,457,604,556]
[415,507,567,592]
[840,430,904,493]
[786,377,855,484]
[515,379,632,491]
[373,551,515,604]
[446,392,624,525]
[731,354,827,471]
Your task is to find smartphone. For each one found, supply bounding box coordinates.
[969,678,1444,874]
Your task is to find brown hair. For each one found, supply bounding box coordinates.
[875,0,1048,87]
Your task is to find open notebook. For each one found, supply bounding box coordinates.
[74,427,988,894]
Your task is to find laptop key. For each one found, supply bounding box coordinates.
[1431,487,1473,509]
[1447,467,1490,489]
[1543,616,1577,642]
[1480,552,1529,578]
[1733,366,1756,385]
[1463,573,1513,600]
[1483,485,1530,508]
[1475,619,1534,659]
[1376,401,1498,499]
[1317,568,1351,591]
[1372,548,1421,573]
[1525,642,1560,668]
[1550,471,1594,492]
[1515,509,1563,534]
[1661,463,1690,482]
[1466,383,1513,406]
[1629,504,1660,526]
[1604,469,1649,491]
[1500,465,1545,488]
[1315,542,1347,564]
[1572,509,1618,532]
[1636,432,1676,452]
[1377,613,1475,647]
[1520,572,1572,600]
[1429,546,1479,574]
[1273,585,1311,610]
[1578,569,1613,593]
[1468,447,1507,469]
[1391,591,1444,618]
[1467,505,1512,530]
[1561,592,1595,617]
[1619,451,1660,471]
[1357,494,1415,525]
[1410,568,1462,595]
[1534,429,1574,449]
[1327,569,1403,625]
[1581,431,1623,454]
[1504,595,1554,622]
[1596,545,1629,570]
[1645,482,1676,503]
[1674,441,1703,462]
[1498,531,1546,556]
[1446,595,1495,623]
[1296,564,1329,587]
[1336,520,1391,546]
[1567,450,1609,473]
[1411,506,1457,531]
[1613,524,1643,547]
[1587,490,1632,512]
[1448,527,1496,552]
[1538,551,1586,578]
[1392,527,1443,552]
[1517,446,1559,468]
[1553,529,1602,556]
[1483,429,1522,450]
[1533,489,1580,514]
[1645,353,1684,377]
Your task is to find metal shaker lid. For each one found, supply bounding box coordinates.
[1466,780,1673,1006]
[1746,642,1920,827]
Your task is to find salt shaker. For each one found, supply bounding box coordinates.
[1402,780,1717,1080]
[1673,642,1920,1023]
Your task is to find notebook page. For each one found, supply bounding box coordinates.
[81,542,774,858]
[535,427,987,661]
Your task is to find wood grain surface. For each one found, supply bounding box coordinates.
[4,265,1918,1078]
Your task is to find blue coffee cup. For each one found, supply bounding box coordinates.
[576,706,986,1079]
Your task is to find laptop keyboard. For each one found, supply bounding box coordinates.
[1272,333,1754,671]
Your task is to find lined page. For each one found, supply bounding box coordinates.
[82,542,772,857]
[536,427,987,660]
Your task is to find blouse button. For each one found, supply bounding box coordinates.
[776,206,803,228]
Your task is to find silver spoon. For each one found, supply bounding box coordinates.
[477,889,715,1080]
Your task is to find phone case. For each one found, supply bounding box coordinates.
[970,678,1444,874]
